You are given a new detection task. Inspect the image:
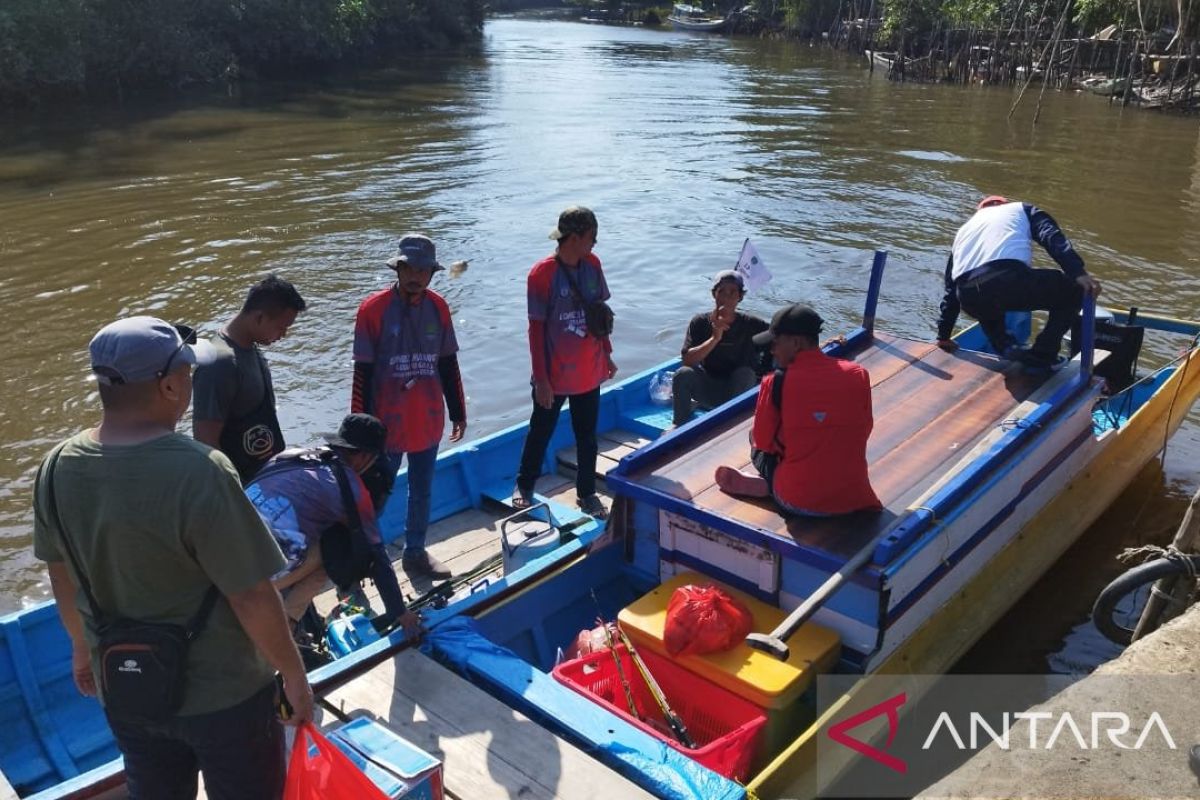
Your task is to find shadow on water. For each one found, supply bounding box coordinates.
[0,54,482,190]
[955,458,1191,675]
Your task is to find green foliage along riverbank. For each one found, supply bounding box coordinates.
[0,0,485,106]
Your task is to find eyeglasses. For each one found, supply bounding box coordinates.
[158,324,197,378]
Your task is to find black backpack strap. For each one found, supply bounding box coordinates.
[329,457,366,538]
[557,258,587,305]
[247,448,325,487]
[43,444,107,627]
[770,368,786,454]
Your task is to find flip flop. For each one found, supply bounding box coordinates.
[511,485,535,510]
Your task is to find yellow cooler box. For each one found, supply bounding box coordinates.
[617,571,841,759]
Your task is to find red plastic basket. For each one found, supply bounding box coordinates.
[552,643,766,781]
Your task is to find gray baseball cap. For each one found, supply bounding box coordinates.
[89,316,197,386]
[386,234,443,271]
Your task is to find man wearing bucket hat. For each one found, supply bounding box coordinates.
[671,269,769,427]
[512,206,618,520]
[352,234,466,580]
[246,413,418,640]
[715,304,881,517]
[936,196,1102,372]
[34,316,312,799]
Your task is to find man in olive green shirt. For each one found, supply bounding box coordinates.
[33,316,312,800]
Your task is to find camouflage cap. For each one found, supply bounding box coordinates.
[549,206,598,241]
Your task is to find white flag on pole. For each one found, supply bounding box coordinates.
[734,238,771,292]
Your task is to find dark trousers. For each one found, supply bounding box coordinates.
[517,386,600,499]
[672,365,758,425]
[957,264,1083,358]
[106,682,285,800]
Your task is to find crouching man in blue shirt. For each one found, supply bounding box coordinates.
[246,413,420,639]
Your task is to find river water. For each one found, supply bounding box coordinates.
[2,15,1198,672]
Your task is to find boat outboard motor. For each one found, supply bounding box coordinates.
[1070,306,1144,393]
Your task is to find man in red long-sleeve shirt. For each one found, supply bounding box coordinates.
[351,234,466,579]
[512,207,618,520]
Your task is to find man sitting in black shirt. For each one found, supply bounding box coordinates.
[672,271,769,427]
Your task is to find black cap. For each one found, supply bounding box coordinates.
[321,413,386,455]
[711,270,745,292]
[549,206,597,241]
[752,304,824,346]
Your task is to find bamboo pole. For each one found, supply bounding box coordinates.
[1033,0,1071,123]
[1131,485,1200,641]
[1122,37,1141,106]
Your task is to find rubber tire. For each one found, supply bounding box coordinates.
[1091,556,1200,646]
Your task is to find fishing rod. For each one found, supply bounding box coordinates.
[590,590,639,720]
[615,627,696,749]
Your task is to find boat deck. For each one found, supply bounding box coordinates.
[321,649,656,800]
[624,333,1052,561]
[313,429,645,620]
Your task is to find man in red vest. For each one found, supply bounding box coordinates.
[352,235,466,579]
[716,304,881,516]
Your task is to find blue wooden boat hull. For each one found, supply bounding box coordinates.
[0,357,680,798]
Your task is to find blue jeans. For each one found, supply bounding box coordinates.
[106,682,284,800]
[385,444,438,555]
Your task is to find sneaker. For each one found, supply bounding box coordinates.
[577,494,609,520]
[402,550,452,580]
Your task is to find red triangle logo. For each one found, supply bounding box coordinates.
[827,692,908,773]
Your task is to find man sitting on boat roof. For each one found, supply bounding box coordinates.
[246,413,420,641]
[715,304,881,516]
[935,196,1102,371]
[671,270,769,427]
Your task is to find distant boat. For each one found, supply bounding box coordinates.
[668,3,728,32]
[865,49,896,71]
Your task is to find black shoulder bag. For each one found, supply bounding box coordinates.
[560,262,615,338]
[318,457,377,592]
[44,447,219,721]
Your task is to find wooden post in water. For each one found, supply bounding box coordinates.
[1131,484,1200,641]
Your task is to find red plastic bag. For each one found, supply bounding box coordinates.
[563,622,617,661]
[663,583,753,656]
[284,721,389,800]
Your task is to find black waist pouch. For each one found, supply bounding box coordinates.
[584,300,615,338]
[99,619,193,721]
[41,448,221,723]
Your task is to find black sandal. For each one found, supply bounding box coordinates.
[578,494,609,520]
[512,485,535,509]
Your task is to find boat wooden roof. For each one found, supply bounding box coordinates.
[622,333,1053,564]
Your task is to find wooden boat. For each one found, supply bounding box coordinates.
[0,354,682,798]
[866,49,897,71]
[7,250,1200,798]
[667,4,728,32]
[323,252,1200,799]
